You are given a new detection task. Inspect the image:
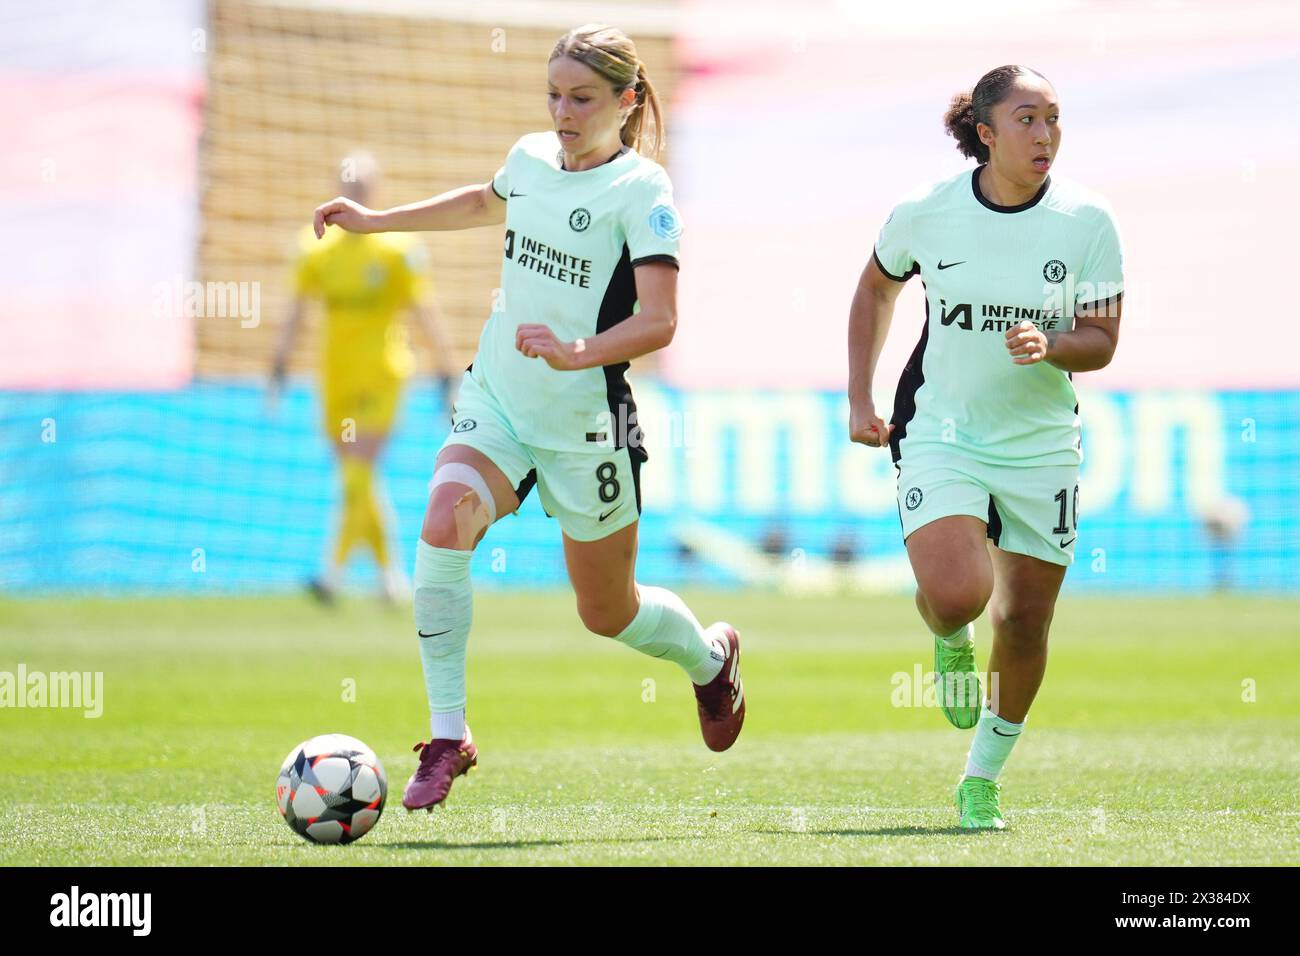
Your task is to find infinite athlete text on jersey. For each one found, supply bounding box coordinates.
[939,299,1067,332]
[506,229,593,287]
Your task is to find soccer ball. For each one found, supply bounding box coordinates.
[275,734,387,845]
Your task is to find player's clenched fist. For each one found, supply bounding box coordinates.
[1006,319,1049,365]
[849,400,894,448]
[313,196,379,239]
[515,323,583,371]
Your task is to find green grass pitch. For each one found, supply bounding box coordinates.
[2,591,1297,866]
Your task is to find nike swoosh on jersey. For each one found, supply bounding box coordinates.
[598,502,625,522]
[936,260,966,270]
[509,188,527,198]
[1059,536,1077,548]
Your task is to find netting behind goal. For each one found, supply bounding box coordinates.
[198,0,679,378]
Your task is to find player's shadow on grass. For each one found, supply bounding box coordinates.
[376,834,698,852]
[754,825,972,837]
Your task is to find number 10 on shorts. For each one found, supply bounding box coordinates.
[1053,484,1079,536]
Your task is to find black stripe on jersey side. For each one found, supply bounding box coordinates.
[986,496,1003,546]
[971,165,1050,213]
[1070,369,1080,446]
[594,242,647,513]
[872,249,919,283]
[888,280,929,464]
[490,178,507,201]
[631,254,679,270]
[515,469,538,506]
[892,463,905,538]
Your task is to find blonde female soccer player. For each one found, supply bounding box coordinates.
[848,66,1124,829]
[273,153,458,605]
[312,25,746,811]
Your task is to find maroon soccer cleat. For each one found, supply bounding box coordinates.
[401,731,478,812]
[693,624,745,752]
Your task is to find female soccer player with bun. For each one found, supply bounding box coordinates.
[312,24,745,812]
[848,66,1123,829]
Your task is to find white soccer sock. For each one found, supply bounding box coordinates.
[964,702,1025,781]
[413,539,473,741]
[936,622,974,649]
[611,585,724,685]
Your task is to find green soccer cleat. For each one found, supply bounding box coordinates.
[955,775,1005,830]
[934,626,981,729]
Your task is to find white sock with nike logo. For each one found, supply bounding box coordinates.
[964,702,1025,781]
[936,622,974,649]
[414,539,473,741]
[611,585,724,685]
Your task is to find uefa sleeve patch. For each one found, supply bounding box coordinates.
[648,204,682,241]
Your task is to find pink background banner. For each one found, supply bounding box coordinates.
[0,1,205,389]
[668,0,1300,391]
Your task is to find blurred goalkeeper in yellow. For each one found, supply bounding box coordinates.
[271,152,458,603]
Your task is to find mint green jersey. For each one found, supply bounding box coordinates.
[873,166,1123,467]
[471,131,682,452]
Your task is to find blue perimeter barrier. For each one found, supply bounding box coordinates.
[1,380,1295,594]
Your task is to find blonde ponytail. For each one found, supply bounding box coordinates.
[550,24,665,161]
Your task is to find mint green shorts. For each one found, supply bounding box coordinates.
[439,369,643,542]
[895,449,1079,566]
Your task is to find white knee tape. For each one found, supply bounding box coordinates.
[429,462,497,525]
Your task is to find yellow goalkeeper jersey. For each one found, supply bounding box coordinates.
[293,226,429,382]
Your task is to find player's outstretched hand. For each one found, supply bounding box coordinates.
[313,197,378,239]
[515,323,583,371]
[1006,320,1049,365]
[849,400,894,448]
